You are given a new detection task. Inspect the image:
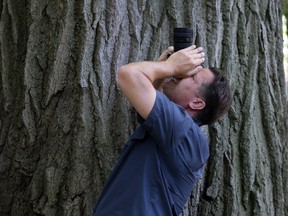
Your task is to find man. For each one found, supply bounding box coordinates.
[93,45,232,215]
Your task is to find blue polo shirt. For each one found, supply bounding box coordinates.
[93,91,209,216]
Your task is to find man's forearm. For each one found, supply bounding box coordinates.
[120,61,173,83]
[118,61,171,119]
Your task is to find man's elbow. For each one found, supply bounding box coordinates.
[117,65,130,89]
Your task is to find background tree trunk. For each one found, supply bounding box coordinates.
[0,0,287,215]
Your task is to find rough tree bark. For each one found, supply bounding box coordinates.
[0,0,287,216]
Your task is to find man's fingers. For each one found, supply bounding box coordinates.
[191,48,204,56]
[189,65,203,76]
[194,52,205,59]
[157,46,174,61]
[192,56,205,65]
[183,45,205,59]
[190,47,205,64]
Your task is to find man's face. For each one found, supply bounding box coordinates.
[162,68,215,108]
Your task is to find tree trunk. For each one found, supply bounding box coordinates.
[0,0,287,215]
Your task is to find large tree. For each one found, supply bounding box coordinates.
[0,0,287,215]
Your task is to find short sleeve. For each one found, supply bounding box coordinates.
[140,91,198,153]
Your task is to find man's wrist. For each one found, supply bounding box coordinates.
[158,61,174,79]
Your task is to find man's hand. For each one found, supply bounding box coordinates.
[166,45,205,78]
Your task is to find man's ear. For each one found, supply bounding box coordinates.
[188,98,206,110]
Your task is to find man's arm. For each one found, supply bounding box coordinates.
[117,45,205,119]
[152,46,175,92]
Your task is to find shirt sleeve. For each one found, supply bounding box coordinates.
[140,91,196,153]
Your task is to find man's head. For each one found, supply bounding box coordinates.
[162,67,232,125]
